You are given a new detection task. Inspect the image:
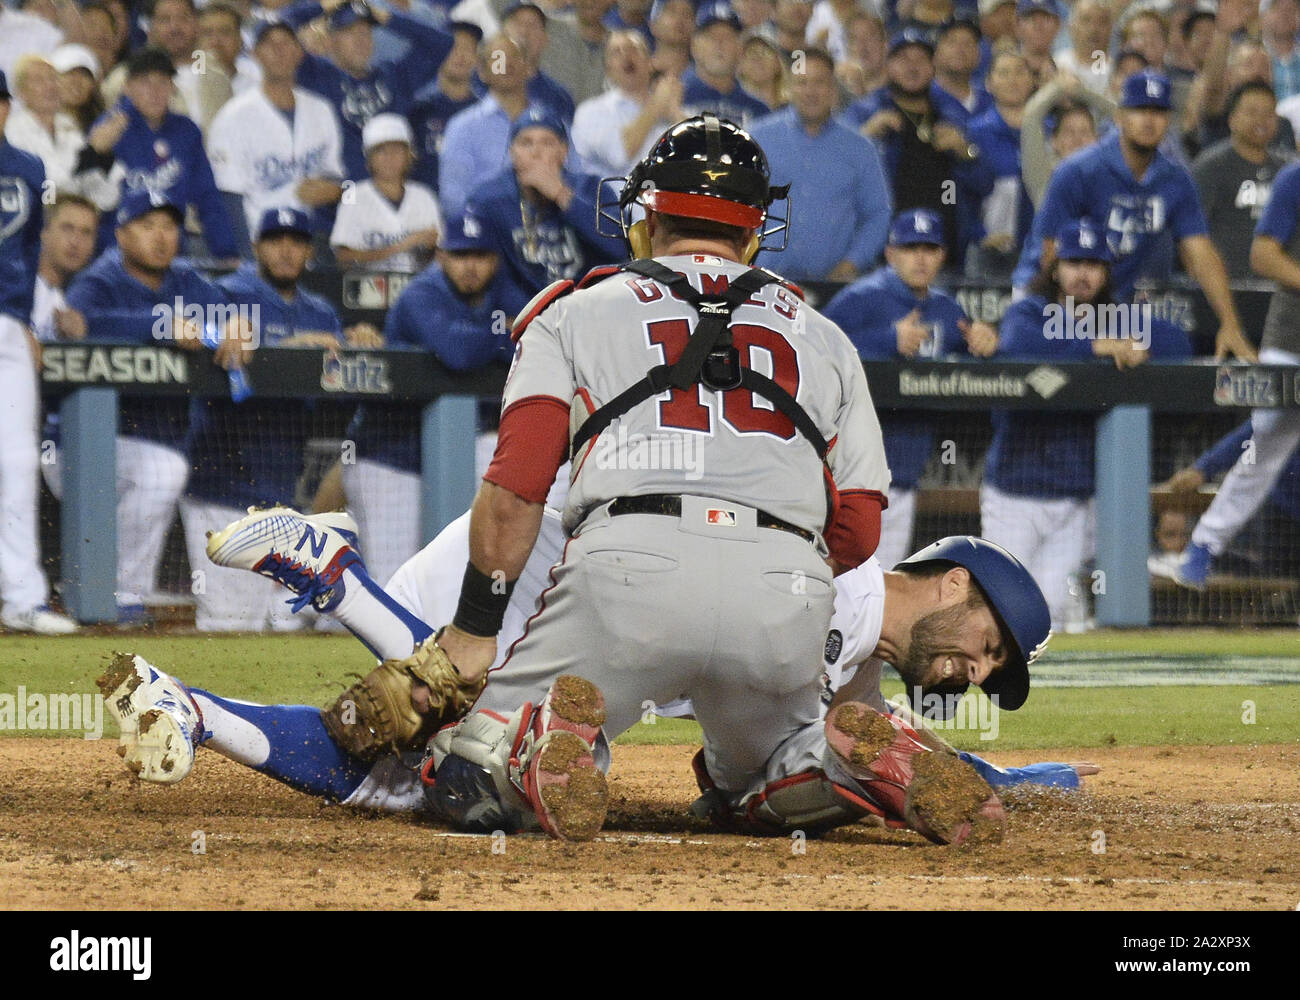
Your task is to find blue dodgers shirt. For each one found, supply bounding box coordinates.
[985,294,1192,499]
[824,265,975,490]
[464,166,623,296]
[349,263,527,473]
[184,264,345,509]
[68,247,228,448]
[1029,132,1207,299]
[0,139,45,326]
[95,99,238,257]
[282,0,454,180]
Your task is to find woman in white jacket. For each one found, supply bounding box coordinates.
[5,53,119,211]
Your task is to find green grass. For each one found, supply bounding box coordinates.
[1041,629,1300,658]
[2,633,1298,750]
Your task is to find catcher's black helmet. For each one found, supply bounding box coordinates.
[597,113,791,260]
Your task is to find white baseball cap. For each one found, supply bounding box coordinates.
[50,44,102,80]
[362,113,413,153]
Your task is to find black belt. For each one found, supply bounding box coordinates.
[607,494,816,544]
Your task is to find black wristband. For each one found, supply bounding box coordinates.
[452,563,515,637]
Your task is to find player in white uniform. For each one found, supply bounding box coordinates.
[0,73,77,635]
[208,18,345,245]
[329,113,443,273]
[183,116,1048,846]
[102,510,1086,837]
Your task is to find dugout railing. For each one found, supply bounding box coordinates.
[36,266,1297,628]
[40,337,1298,627]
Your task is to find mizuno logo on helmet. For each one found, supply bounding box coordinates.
[702,169,727,181]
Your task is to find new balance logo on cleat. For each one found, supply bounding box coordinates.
[97,653,205,784]
[206,507,365,613]
[296,526,329,559]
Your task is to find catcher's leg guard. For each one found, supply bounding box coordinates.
[824,702,1005,845]
[421,675,611,841]
[690,749,905,836]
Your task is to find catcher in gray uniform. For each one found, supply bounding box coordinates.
[424,113,910,842]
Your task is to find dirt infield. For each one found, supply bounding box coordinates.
[1,738,1297,910]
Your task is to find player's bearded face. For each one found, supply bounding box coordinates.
[257,234,312,289]
[441,250,499,297]
[895,598,1004,690]
[1056,258,1108,302]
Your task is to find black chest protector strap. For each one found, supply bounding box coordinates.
[570,259,829,460]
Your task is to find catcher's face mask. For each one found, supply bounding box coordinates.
[596,114,791,263]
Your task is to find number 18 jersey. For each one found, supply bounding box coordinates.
[502,253,891,537]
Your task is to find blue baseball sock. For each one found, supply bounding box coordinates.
[191,689,372,802]
[328,565,436,660]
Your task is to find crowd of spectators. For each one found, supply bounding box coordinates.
[6,0,1300,632]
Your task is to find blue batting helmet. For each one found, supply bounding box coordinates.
[896,536,1051,710]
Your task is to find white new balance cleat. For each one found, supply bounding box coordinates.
[205,506,363,613]
[97,652,205,784]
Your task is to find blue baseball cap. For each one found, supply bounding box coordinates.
[1120,69,1173,110]
[1055,218,1112,263]
[510,104,569,143]
[888,24,936,56]
[695,1,743,32]
[329,0,379,31]
[115,188,184,227]
[889,208,944,247]
[251,15,298,46]
[1016,0,1059,16]
[440,213,495,252]
[257,206,312,240]
[897,536,1052,711]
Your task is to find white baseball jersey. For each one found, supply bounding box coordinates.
[506,253,891,536]
[330,179,443,273]
[208,86,344,234]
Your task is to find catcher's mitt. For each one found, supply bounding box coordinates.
[321,634,486,760]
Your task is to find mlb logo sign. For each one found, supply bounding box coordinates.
[706,508,736,526]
